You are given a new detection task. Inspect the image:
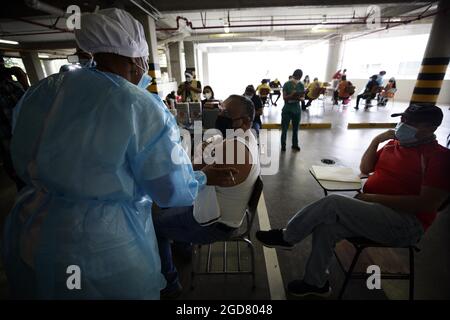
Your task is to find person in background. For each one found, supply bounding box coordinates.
[375,70,386,87]
[269,78,282,106]
[377,77,397,106]
[244,85,263,136]
[304,77,322,109]
[165,90,177,108]
[0,53,27,191]
[331,69,344,105]
[336,75,354,105]
[201,85,216,107]
[257,104,449,297]
[256,79,271,105]
[0,52,29,91]
[281,69,304,152]
[177,70,202,102]
[355,75,379,110]
[2,8,235,300]
[303,75,310,88]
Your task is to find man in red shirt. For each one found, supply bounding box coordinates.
[256,104,449,297]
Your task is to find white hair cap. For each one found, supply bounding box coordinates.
[75,8,149,58]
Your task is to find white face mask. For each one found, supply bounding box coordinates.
[204,92,212,99]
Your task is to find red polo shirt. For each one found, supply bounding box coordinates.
[363,140,450,230]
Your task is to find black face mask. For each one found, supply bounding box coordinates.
[215,115,233,137]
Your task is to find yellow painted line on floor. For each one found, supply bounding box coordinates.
[348,123,397,129]
[262,123,332,129]
[257,192,286,300]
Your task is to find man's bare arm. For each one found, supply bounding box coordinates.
[360,130,395,175]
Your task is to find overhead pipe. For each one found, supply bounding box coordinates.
[0,31,67,37]
[156,13,438,32]
[25,0,65,16]
[344,8,443,41]
[15,17,71,33]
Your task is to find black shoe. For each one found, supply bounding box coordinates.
[354,106,359,110]
[287,280,331,297]
[274,103,277,106]
[160,281,183,300]
[291,146,301,152]
[281,146,286,152]
[256,229,294,250]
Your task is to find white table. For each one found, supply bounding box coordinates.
[309,169,362,196]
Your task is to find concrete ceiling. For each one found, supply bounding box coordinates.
[0,0,437,57]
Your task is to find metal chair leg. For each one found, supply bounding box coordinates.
[409,247,415,301]
[248,240,256,290]
[191,244,202,290]
[338,247,363,299]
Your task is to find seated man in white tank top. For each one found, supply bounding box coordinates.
[153,95,260,297]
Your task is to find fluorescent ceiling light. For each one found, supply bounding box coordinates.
[0,39,19,45]
[38,53,50,58]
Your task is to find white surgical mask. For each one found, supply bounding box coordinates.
[134,58,151,89]
[204,92,212,99]
[137,73,152,89]
[395,122,418,144]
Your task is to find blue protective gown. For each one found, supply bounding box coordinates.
[2,68,205,299]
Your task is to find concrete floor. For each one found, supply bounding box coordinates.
[0,97,449,300]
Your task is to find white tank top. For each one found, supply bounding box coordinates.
[193,131,260,228]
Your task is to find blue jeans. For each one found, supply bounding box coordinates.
[283,194,423,287]
[153,206,235,290]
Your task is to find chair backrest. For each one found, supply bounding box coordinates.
[175,102,190,125]
[240,176,263,237]
[189,102,202,122]
[202,108,220,129]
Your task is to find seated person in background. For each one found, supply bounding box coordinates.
[244,85,263,136]
[165,90,177,108]
[375,70,386,87]
[201,85,220,108]
[377,77,397,106]
[335,75,355,105]
[304,77,322,108]
[303,75,310,88]
[154,95,261,297]
[331,70,343,106]
[256,79,271,105]
[355,75,379,110]
[269,78,282,106]
[256,104,449,297]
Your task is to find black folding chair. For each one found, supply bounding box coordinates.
[190,176,263,289]
[334,237,420,300]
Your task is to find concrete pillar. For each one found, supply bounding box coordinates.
[202,51,209,86]
[21,51,45,85]
[183,41,195,70]
[169,41,185,84]
[42,60,55,77]
[410,0,450,105]
[324,34,344,81]
[164,44,173,81]
[135,13,162,96]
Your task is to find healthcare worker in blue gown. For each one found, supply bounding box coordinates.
[1,8,236,299]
